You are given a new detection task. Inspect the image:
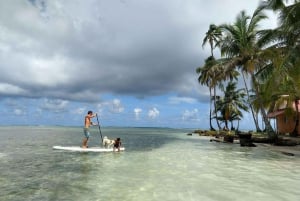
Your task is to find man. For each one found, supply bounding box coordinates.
[82,110,97,148]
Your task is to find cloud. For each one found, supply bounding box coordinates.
[0,83,27,96]
[148,107,160,119]
[0,0,278,128]
[169,96,197,104]
[14,108,26,116]
[40,99,69,113]
[0,0,268,103]
[134,108,142,120]
[182,109,199,121]
[95,98,124,115]
[111,99,124,113]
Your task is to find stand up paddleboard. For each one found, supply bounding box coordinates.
[53,146,125,152]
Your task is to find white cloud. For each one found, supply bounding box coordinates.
[95,103,104,116]
[111,99,124,113]
[95,99,124,114]
[134,108,142,120]
[40,99,69,113]
[148,107,159,119]
[169,96,197,104]
[0,83,27,95]
[182,109,199,121]
[27,56,71,86]
[14,108,26,116]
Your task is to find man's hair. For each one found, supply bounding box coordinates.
[87,111,93,114]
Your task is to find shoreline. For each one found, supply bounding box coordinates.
[259,143,300,157]
[189,129,300,157]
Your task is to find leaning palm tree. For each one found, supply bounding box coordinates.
[217,6,278,138]
[197,56,240,130]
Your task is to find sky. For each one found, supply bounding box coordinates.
[0,0,278,129]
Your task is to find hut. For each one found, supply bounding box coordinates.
[267,101,300,136]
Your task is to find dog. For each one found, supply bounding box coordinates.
[102,136,115,148]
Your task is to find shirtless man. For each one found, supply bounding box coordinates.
[82,111,97,148]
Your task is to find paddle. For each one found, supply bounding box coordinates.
[96,113,103,143]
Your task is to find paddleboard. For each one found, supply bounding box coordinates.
[53,146,125,152]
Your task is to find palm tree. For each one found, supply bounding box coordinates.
[197,56,241,130]
[199,24,222,130]
[257,1,300,136]
[198,1,300,139]
[273,1,300,135]
[255,47,300,136]
[215,81,248,130]
[217,6,278,138]
[197,56,217,130]
[202,24,222,57]
[262,1,300,54]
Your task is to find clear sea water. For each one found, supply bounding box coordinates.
[1,126,300,201]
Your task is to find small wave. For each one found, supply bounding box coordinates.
[0,153,7,158]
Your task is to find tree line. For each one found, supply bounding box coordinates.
[196,0,300,141]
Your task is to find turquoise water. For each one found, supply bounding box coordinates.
[0,126,300,201]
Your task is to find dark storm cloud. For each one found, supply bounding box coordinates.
[0,0,268,103]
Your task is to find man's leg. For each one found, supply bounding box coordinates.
[82,128,90,148]
[82,137,88,148]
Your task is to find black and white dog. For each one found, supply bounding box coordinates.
[102,136,115,148]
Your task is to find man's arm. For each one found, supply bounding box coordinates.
[91,113,98,125]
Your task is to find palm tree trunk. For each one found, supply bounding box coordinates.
[260,105,277,141]
[209,87,216,131]
[251,74,277,141]
[241,72,262,132]
[292,99,299,136]
[224,119,229,130]
[213,86,221,130]
[230,120,234,130]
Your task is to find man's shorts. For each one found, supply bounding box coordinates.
[83,128,90,139]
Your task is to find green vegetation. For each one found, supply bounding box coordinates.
[197,0,300,141]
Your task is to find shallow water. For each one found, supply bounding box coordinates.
[0,126,300,201]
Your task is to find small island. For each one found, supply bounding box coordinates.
[194,1,300,157]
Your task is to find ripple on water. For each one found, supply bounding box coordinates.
[1,127,300,201]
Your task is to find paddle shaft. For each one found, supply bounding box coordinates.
[96,114,103,142]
